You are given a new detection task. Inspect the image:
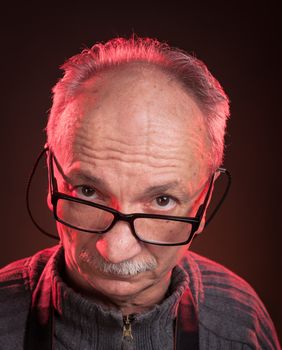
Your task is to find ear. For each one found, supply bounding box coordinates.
[46,154,53,212]
[195,177,217,235]
[47,191,53,211]
[196,210,208,235]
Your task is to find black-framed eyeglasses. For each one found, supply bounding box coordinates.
[45,147,231,246]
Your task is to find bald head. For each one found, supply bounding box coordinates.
[47,37,229,171]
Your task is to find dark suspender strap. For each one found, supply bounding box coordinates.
[175,287,199,349]
[25,305,53,350]
[24,257,54,350]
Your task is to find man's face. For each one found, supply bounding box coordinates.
[51,65,210,307]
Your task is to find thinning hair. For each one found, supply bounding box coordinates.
[47,36,230,170]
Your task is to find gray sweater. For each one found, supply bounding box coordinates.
[0,245,280,349]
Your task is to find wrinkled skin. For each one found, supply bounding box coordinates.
[49,64,211,314]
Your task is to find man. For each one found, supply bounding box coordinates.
[0,37,280,349]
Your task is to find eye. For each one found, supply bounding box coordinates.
[153,195,176,209]
[81,186,96,197]
[73,185,97,199]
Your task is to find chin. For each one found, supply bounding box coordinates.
[85,272,149,300]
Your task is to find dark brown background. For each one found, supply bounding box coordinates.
[0,1,281,341]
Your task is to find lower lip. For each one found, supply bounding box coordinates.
[94,268,144,280]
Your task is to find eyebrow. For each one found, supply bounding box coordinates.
[143,182,184,196]
[65,171,108,190]
[53,155,107,189]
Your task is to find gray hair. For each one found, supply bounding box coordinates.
[47,36,230,170]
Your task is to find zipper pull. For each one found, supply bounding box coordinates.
[123,315,133,340]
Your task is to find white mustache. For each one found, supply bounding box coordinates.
[79,249,157,277]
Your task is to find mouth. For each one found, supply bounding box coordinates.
[95,270,142,280]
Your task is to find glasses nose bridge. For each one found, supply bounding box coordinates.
[110,210,136,232]
[114,210,135,225]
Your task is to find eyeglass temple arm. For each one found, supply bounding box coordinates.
[25,146,59,240]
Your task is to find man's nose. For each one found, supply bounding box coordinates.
[95,220,142,264]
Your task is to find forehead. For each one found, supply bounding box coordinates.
[55,65,210,177]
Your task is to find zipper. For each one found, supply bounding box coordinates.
[122,315,134,341]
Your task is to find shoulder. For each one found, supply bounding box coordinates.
[181,251,281,349]
[0,245,59,290]
[0,245,59,349]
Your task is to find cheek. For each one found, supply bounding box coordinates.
[58,224,97,261]
[57,223,74,245]
[149,244,188,272]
